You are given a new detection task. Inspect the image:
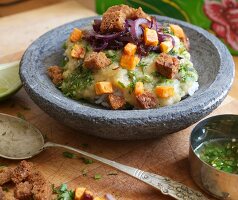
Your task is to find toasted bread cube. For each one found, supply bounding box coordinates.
[124,43,137,56]
[120,54,140,70]
[159,41,173,53]
[155,86,175,98]
[71,44,85,59]
[169,24,185,39]
[75,187,86,200]
[134,82,144,96]
[70,28,82,42]
[144,28,158,46]
[95,82,113,95]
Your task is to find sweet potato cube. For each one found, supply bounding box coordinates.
[75,187,86,200]
[144,28,158,46]
[134,82,144,96]
[71,44,85,59]
[70,28,82,42]
[94,197,105,200]
[155,86,175,98]
[124,43,137,56]
[169,24,185,39]
[95,82,113,95]
[159,41,173,53]
[120,54,140,70]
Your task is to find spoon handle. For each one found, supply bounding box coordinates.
[44,142,207,200]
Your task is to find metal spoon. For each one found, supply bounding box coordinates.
[0,113,207,200]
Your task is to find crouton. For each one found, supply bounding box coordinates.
[95,82,113,95]
[28,171,52,200]
[84,52,111,70]
[47,65,63,85]
[100,5,149,33]
[14,181,33,200]
[155,53,179,79]
[11,161,33,184]
[108,94,126,110]
[70,28,82,42]
[0,167,13,185]
[136,91,157,109]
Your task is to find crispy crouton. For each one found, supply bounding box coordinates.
[11,160,33,184]
[28,171,52,200]
[47,65,63,85]
[136,91,157,109]
[14,181,33,200]
[108,94,126,110]
[0,167,13,185]
[84,52,111,70]
[155,53,179,79]
[100,5,149,33]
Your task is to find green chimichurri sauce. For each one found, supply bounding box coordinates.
[195,139,238,174]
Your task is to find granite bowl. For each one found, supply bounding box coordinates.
[20,16,235,140]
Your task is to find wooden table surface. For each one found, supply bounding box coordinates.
[0,1,238,199]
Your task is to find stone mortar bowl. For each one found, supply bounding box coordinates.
[20,16,235,140]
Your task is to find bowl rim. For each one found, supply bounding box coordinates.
[190,114,238,177]
[20,15,235,125]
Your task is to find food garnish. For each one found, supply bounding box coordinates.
[48,4,199,109]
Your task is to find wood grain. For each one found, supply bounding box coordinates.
[0,1,238,199]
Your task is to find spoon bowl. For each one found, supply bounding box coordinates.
[0,113,207,200]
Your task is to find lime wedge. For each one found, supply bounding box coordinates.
[0,61,22,101]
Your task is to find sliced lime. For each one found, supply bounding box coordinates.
[0,61,22,101]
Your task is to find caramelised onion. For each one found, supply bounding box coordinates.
[85,17,175,54]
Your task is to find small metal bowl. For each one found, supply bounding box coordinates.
[189,114,238,200]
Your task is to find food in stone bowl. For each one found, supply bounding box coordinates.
[47,5,198,110]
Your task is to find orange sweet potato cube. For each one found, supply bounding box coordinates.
[124,43,137,56]
[159,41,173,53]
[70,28,82,42]
[144,28,158,46]
[71,44,85,59]
[155,86,175,98]
[120,54,140,70]
[75,187,86,200]
[169,24,185,39]
[95,82,113,95]
[134,82,144,96]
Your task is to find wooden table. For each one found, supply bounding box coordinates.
[0,1,238,199]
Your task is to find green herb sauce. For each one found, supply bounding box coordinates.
[195,139,238,174]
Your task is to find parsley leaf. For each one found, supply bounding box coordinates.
[81,157,93,164]
[53,184,74,200]
[94,174,102,180]
[63,152,76,159]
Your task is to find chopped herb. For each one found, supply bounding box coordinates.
[19,104,31,110]
[2,187,9,192]
[105,50,120,62]
[17,112,26,120]
[81,168,88,176]
[81,157,93,164]
[137,60,149,74]
[62,42,67,50]
[80,143,89,148]
[127,71,137,93]
[60,56,69,67]
[117,81,126,88]
[63,152,76,159]
[53,183,74,200]
[107,171,118,176]
[61,67,93,98]
[94,174,102,180]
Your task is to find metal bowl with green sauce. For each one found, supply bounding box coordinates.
[189,115,238,200]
